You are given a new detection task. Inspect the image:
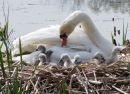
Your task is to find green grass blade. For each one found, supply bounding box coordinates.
[13,67,19,94]
[19,79,22,94]
[3,21,8,40]
[18,38,23,93]
[0,42,3,49]
[0,47,6,79]
[55,81,59,94]
[9,49,12,64]
[122,19,125,45]
[111,32,114,44]
[6,82,11,94]
[125,23,128,41]
[19,38,23,69]
[0,26,11,72]
[62,79,67,94]
[32,62,39,76]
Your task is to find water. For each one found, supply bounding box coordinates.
[0,0,130,46]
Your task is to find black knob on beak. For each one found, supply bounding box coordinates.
[60,35,63,39]
[60,33,67,39]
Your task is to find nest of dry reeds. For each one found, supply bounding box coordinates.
[0,52,130,94]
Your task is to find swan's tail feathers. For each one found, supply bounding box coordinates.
[12,48,19,57]
[12,46,35,57]
[12,56,32,65]
[13,26,60,48]
[12,56,20,62]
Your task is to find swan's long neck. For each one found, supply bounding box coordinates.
[64,11,114,57]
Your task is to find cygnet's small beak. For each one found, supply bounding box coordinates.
[102,57,105,61]
[59,59,64,66]
[120,50,123,54]
[74,60,82,65]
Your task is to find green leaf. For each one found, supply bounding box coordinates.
[125,23,128,41]
[13,67,19,94]
[0,46,6,79]
[6,82,11,94]
[19,79,22,94]
[111,32,114,44]
[0,31,11,72]
[19,38,23,69]
[122,19,125,45]
[62,79,67,94]
[32,62,39,76]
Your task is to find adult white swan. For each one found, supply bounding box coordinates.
[12,11,115,63]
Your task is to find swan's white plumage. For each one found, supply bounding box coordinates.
[12,11,115,62]
[12,45,46,65]
[12,51,41,65]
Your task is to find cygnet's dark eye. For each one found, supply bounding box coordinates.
[35,49,38,51]
[62,57,65,60]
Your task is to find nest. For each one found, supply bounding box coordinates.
[0,53,130,94]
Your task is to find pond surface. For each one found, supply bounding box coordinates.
[0,0,130,46]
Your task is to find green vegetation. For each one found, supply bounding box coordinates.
[122,20,128,45]
[0,22,21,93]
[111,19,129,46]
[62,78,67,94]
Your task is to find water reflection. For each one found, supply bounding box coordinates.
[41,0,130,14]
[1,0,130,14]
[87,0,130,14]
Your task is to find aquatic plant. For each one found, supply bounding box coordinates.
[122,20,128,45]
[111,19,129,46]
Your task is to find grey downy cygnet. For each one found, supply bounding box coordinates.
[59,53,82,67]
[12,45,46,65]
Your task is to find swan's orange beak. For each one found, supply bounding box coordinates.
[62,37,67,47]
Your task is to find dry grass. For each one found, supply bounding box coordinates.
[0,52,130,94]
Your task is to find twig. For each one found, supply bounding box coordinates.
[93,70,97,81]
[26,80,31,92]
[82,69,96,94]
[68,74,75,94]
[46,68,58,78]
[76,67,88,94]
[112,85,128,94]
[89,80,102,85]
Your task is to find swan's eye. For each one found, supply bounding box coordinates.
[60,32,68,39]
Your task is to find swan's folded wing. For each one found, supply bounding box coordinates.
[13,26,60,48]
[69,46,90,51]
